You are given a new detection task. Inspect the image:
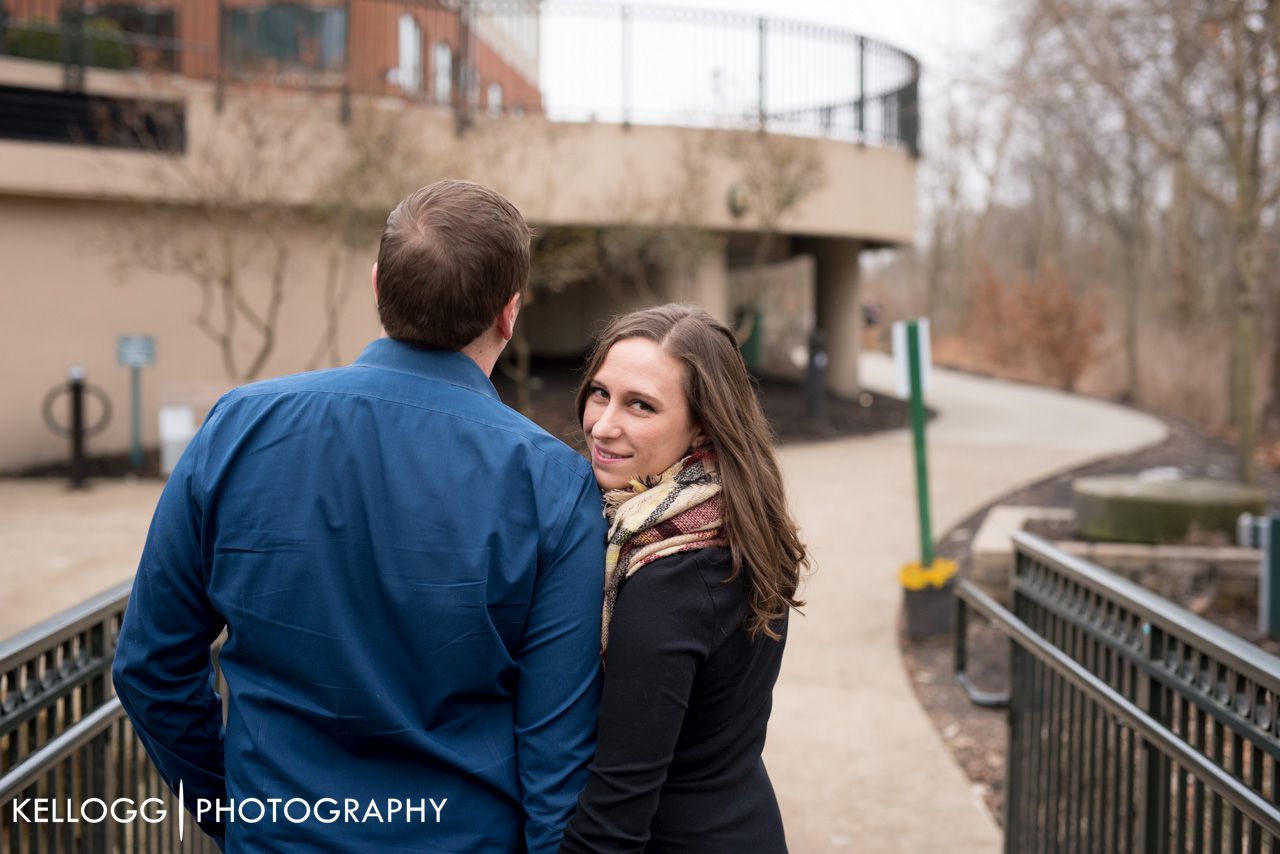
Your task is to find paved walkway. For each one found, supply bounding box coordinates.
[0,478,161,640]
[0,354,1169,850]
[765,353,1167,851]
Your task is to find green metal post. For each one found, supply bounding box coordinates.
[130,365,142,471]
[907,320,934,567]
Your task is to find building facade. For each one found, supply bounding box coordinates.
[0,0,919,470]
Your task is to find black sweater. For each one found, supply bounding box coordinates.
[559,547,788,854]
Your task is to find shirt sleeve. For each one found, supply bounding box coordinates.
[111,420,228,843]
[558,552,713,854]
[517,469,608,854]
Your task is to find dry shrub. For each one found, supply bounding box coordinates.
[961,260,1105,391]
[1020,262,1106,391]
[1135,315,1237,433]
[966,261,1026,373]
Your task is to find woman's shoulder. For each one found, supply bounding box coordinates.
[619,547,732,600]
[637,546,733,581]
[625,548,744,614]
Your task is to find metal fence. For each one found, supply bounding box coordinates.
[0,582,215,853]
[956,532,1280,853]
[0,0,920,154]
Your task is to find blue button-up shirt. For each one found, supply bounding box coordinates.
[113,338,606,853]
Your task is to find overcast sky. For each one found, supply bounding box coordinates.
[539,0,1007,136]
[640,0,1004,80]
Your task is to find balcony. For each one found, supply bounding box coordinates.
[0,0,919,154]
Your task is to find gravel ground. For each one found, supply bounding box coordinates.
[899,413,1280,826]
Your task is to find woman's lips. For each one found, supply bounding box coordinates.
[592,445,631,465]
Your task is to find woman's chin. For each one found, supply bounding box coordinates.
[592,466,630,492]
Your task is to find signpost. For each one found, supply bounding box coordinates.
[117,335,155,471]
[892,318,956,639]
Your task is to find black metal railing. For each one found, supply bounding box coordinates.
[0,582,216,852]
[0,0,921,155]
[956,532,1280,852]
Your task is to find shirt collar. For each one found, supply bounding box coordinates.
[354,337,500,401]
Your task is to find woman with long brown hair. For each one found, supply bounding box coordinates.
[559,304,807,853]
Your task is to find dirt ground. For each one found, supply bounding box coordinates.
[899,412,1280,826]
[13,358,919,479]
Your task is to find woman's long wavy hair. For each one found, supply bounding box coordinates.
[575,304,808,639]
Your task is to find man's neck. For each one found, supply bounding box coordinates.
[461,333,504,378]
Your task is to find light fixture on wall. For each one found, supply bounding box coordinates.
[726,182,749,219]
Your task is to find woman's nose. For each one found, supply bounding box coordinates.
[591,404,622,438]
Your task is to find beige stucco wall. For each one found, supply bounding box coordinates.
[0,61,915,470]
[0,197,382,471]
[0,58,916,243]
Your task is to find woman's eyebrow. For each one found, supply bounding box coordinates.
[594,376,661,402]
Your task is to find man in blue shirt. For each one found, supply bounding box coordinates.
[113,180,606,852]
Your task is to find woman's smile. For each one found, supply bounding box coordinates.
[592,445,632,464]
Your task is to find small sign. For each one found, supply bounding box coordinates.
[117,335,156,368]
[891,318,931,399]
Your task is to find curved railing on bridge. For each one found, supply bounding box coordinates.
[957,532,1280,851]
[0,0,920,156]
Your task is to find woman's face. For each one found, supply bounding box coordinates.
[583,337,704,491]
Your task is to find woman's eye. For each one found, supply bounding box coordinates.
[589,386,608,400]
[630,399,655,413]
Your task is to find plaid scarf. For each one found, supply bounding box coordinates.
[600,447,725,657]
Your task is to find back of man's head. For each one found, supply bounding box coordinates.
[377,180,531,350]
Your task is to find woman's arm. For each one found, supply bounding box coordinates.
[558,551,715,854]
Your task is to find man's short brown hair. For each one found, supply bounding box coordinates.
[376,180,531,350]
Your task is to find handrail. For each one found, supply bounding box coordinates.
[0,580,130,675]
[1013,531,1280,690]
[952,581,1009,708]
[0,697,123,800]
[2,0,921,153]
[956,577,1280,837]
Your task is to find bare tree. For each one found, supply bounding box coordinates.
[115,91,448,383]
[513,133,717,414]
[1013,30,1160,404]
[305,103,450,369]
[1032,0,1280,480]
[720,131,825,343]
[114,91,314,381]
[723,132,825,272]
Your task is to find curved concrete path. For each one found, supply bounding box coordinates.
[766,353,1167,852]
[0,353,1169,851]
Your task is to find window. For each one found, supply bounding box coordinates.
[3,4,177,72]
[95,4,179,71]
[396,14,422,94]
[433,41,452,104]
[223,4,347,74]
[486,82,503,115]
[0,83,185,152]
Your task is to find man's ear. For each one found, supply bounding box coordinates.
[496,291,521,342]
[371,262,379,305]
